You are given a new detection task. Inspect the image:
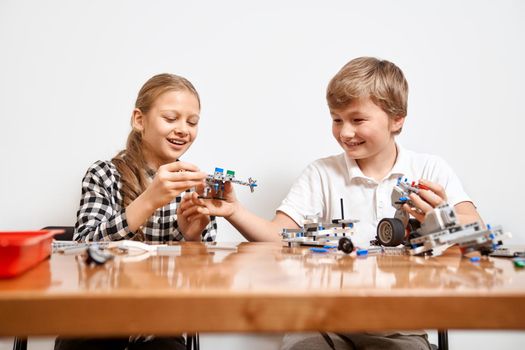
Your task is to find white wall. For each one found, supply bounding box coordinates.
[1,0,524,349]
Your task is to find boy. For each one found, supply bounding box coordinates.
[181,57,481,349]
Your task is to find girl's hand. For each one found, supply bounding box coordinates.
[177,195,211,241]
[142,161,207,210]
[402,179,447,223]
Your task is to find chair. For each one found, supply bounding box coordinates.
[42,226,75,241]
[13,227,73,350]
[437,330,449,350]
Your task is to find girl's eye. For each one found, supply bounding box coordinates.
[332,119,342,123]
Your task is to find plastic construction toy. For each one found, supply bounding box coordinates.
[374,177,511,257]
[85,245,114,265]
[201,167,257,200]
[281,199,358,254]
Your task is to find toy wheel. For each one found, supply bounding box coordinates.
[338,237,354,254]
[377,218,405,246]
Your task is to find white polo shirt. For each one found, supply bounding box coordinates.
[277,144,472,248]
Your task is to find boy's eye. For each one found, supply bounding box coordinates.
[332,119,342,123]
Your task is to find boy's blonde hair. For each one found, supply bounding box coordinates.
[326,57,408,134]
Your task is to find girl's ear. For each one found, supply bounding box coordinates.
[131,108,145,132]
[390,116,405,133]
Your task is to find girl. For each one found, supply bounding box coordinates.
[74,73,216,244]
[55,73,215,350]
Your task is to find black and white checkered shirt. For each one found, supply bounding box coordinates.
[74,160,217,243]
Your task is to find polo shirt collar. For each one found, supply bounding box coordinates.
[343,142,409,182]
[389,143,410,178]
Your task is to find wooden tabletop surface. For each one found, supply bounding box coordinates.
[1,242,524,336]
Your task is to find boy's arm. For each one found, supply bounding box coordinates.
[180,184,297,242]
[453,201,483,226]
[227,207,298,242]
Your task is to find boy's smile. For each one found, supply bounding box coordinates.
[330,96,404,178]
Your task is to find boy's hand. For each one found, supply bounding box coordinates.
[403,179,447,223]
[181,182,239,219]
[177,195,211,241]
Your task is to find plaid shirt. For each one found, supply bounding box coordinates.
[74,160,217,243]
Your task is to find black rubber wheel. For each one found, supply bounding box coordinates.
[376,218,406,246]
[338,237,354,254]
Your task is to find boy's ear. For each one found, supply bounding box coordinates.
[391,116,406,133]
[131,108,145,132]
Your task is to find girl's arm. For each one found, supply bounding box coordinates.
[75,161,207,242]
[75,162,136,242]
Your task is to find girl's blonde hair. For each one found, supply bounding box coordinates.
[326,57,408,134]
[112,74,200,236]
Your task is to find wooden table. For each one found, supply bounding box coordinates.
[1,242,524,337]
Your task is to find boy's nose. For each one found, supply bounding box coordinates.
[340,123,356,138]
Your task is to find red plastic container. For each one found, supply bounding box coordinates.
[0,230,59,278]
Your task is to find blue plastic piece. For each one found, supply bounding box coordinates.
[214,167,224,173]
[399,196,408,202]
[489,233,495,239]
[356,249,368,256]
[470,256,481,262]
[487,224,492,230]
[310,248,328,253]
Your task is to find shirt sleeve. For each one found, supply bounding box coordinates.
[276,162,325,226]
[74,162,135,242]
[201,216,218,242]
[420,155,472,207]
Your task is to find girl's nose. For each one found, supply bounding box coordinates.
[173,121,188,135]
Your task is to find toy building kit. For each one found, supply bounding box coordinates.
[373,178,511,257]
[201,167,257,200]
[281,199,358,254]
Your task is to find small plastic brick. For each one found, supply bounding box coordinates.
[513,258,525,268]
[470,256,481,262]
[356,249,368,256]
[310,248,329,253]
[418,184,430,191]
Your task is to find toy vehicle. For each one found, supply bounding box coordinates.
[281,199,358,254]
[282,214,357,254]
[202,167,257,200]
[374,178,510,256]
